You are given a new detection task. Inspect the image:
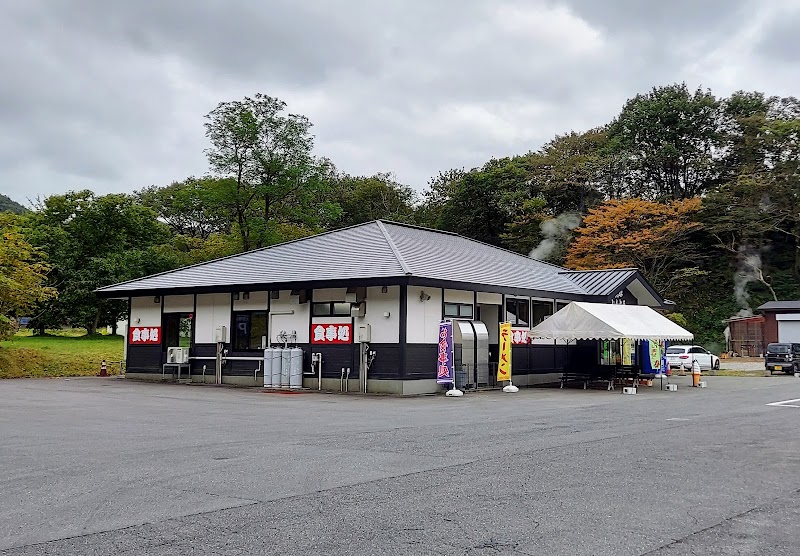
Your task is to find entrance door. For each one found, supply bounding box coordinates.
[162,313,194,353]
[478,303,500,364]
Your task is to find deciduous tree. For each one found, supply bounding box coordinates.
[137,177,233,240]
[25,191,177,333]
[330,173,416,228]
[0,214,55,340]
[565,198,704,296]
[204,94,339,250]
[607,83,721,200]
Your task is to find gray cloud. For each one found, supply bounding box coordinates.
[756,9,800,63]
[0,0,797,203]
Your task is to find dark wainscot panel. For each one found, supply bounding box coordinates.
[127,345,163,374]
[405,344,437,380]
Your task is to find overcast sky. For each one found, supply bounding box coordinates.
[1,0,798,203]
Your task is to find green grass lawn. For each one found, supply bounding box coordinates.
[0,331,124,379]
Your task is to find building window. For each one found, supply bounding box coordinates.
[444,303,473,319]
[312,302,351,317]
[531,300,554,325]
[232,311,267,350]
[556,301,570,312]
[505,298,530,326]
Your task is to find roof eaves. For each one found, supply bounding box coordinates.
[615,271,666,306]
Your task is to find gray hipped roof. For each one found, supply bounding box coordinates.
[557,268,639,296]
[96,221,662,302]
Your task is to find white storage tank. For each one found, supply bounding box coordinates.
[289,348,303,389]
[270,349,282,389]
[263,348,276,388]
[281,348,291,388]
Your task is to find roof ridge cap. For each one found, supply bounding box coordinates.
[378,221,569,272]
[559,268,638,274]
[377,219,459,236]
[376,221,413,276]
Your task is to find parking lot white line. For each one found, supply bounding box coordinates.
[765,398,800,408]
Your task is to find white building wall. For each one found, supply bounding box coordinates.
[195,293,232,344]
[313,288,347,302]
[130,296,161,327]
[163,294,193,313]
[233,291,269,311]
[443,289,474,304]
[270,290,310,344]
[359,286,400,343]
[407,286,443,344]
[477,292,502,305]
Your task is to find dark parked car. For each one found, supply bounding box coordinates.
[765,343,800,375]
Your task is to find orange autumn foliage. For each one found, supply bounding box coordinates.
[565,198,703,290]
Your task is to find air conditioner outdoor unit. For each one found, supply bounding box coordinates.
[350,303,365,318]
[167,347,189,364]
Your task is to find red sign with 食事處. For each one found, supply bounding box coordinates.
[129,326,161,344]
[311,323,353,344]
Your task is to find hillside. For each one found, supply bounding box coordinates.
[0,193,26,214]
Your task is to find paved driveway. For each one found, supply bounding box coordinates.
[1,376,799,555]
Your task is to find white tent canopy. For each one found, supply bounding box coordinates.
[529,302,693,341]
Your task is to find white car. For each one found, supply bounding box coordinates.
[666,345,720,371]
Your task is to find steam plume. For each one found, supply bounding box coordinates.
[733,246,777,316]
[529,212,581,261]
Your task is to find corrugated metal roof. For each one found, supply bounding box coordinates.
[97,222,407,293]
[758,301,800,311]
[384,222,585,294]
[558,268,638,296]
[96,220,587,296]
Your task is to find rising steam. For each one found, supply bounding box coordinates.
[733,246,777,316]
[529,212,582,261]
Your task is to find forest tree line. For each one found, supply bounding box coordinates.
[2,83,798,347]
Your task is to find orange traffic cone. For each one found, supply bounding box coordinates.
[691,360,701,387]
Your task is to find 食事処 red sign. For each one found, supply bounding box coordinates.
[511,329,530,345]
[129,326,161,345]
[311,323,352,344]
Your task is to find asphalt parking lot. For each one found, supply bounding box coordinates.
[2,375,800,555]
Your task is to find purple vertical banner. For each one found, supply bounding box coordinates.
[436,320,454,384]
